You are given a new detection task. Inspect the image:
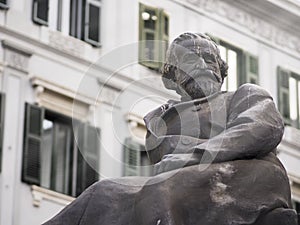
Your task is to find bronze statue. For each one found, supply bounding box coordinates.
[44,33,298,225]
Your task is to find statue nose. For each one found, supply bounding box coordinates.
[195,58,207,69]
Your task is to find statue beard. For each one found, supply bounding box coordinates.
[176,76,222,100]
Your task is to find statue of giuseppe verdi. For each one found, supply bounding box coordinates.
[44,33,299,225]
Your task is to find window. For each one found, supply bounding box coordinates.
[0,0,9,9]
[292,200,300,214]
[139,3,169,70]
[278,67,300,128]
[0,93,5,172]
[32,0,49,25]
[32,0,101,46]
[208,36,259,91]
[123,138,152,176]
[70,0,101,46]
[22,103,100,197]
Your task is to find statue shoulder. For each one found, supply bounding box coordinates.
[234,83,273,100]
[233,83,273,101]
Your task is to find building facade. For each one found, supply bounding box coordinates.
[0,0,299,224]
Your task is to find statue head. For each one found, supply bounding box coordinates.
[162,32,228,100]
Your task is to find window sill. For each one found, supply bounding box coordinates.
[31,185,75,207]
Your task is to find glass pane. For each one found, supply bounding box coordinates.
[41,119,53,189]
[29,107,42,136]
[221,77,228,91]
[51,123,71,194]
[164,16,169,36]
[219,46,227,91]
[88,4,100,42]
[219,46,226,62]
[289,77,297,120]
[296,201,300,213]
[37,0,49,22]
[227,49,237,91]
[143,9,156,30]
[145,33,154,60]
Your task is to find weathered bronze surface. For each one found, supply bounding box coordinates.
[44,33,298,225]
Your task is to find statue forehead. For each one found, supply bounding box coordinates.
[171,38,218,57]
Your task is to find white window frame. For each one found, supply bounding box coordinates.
[32,0,49,26]
[84,0,101,46]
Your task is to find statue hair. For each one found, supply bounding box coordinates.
[162,32,228,89]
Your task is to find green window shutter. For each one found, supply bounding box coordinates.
[159,10,169,68]
[277,67,291,125]
[123,138,141,176]
[32,0,49,25]
[139,4,169,70]
[76,123,100,196]
[243,52,259,85]
[22,103,44,185]
[0,93,5,172]
[0,0,8,9]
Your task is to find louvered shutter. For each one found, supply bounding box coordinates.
[32,0,49,25]
[124,138,141,176]
[244,52,259,84]
[277,67,291,125]
[22,103,44,185]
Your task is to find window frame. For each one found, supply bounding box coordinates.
[208,35,259,91]
[32,0,49,26]
[70,0,102,47]
[22,103,100,197]
[139,3,169,70]
[277,67,300,128]
[84,0,101,47]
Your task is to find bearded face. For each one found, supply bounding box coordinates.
[163,35,224,100]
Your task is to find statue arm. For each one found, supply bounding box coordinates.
[192,83,284,163]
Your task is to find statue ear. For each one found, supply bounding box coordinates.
[219,59,228,80]
[161,64,178,90]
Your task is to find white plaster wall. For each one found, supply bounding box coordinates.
[0,0,299,224]
[16,184,68,225]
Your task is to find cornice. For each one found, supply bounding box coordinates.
[175,0,300,58]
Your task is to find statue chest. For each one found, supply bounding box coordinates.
[162,95,230,139]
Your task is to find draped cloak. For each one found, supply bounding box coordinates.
[44,84,298,225]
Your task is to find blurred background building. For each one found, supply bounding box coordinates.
[0,0,299,224]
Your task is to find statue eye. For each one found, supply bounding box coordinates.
[203,53,216,63]
[181,53,199,64]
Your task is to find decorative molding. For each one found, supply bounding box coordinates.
[181,0,300,56]
[1,40,33,72]
[48,30,85,58]
[31,185,75,207]
[31,77,92,120]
